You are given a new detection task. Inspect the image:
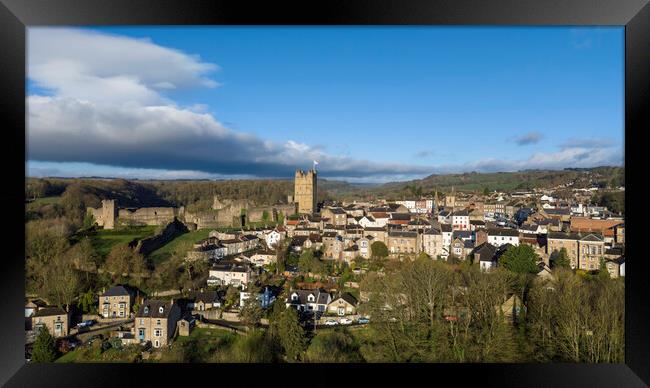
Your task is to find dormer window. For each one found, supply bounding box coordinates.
[291,293,298,301]
[144,306,149,314]
[159,306,164,314]
[308,294,315,302]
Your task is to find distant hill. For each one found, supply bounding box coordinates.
[26,166,624,207]
[370,166,624,198]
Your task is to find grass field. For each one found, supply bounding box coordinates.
[30,196,62,205]
[90,226,158,257]
[148,229,212,265]
[55,349,82,363]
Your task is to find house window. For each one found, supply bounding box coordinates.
[154,340,160,348]
[157,319,161,325]
[154,329,162,337]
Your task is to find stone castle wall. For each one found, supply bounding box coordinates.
[87,194,297,230]
[117,207,177,227]
[134,218,189,256]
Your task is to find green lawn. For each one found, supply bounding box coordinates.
[167,327,238,362]
[148,229,212,265]
[31,196,62,205]
[90,226,158,257]
[55,349,81,363]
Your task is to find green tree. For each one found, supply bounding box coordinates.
[499,245,539,274]
[371,241,389,259]
[305,328,364,362]
[598,258,611,281]
[298,249,315,274]
[77,289,97,314]
[552,247,571,269]
[483,187,490,196]
[225,286,240,309]
[32,326,58,362]
[268,302,306,362]
[82,212,96,229]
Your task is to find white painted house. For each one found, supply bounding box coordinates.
[487,228,520,247]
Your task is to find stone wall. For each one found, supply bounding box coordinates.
[118,207,177,227]
[134,218,189,256]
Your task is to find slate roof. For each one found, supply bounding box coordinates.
[547,232,582,240]
[101,285,132,297]
[136,300,177,319]
[487,228,519,237]
[287,289,331,305]
[452,230,473,240]
[388,231,418,238]
[186,290,221,304]
[331,292,358,307]
[473,242,498,262]
[33,307,67,317]
[580,233,604,242]
[211,262,251,273]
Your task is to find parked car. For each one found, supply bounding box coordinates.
[76,319,96,329]
[357,317,370,324]
[339,318,353,325]
[324,319,339,326]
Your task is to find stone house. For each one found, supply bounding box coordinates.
[604,257,625,278]
[321,207,348,226]
[326,293,359,316]
[387,230,419,256]
[363,227,388,244]
[100,285,135,319]
[547,232,580,268]
[355,236,373,259]
[285,289,332,313]
[185,289,221,311]
[135,299,181,348]
[422,228,444,258]
[32,307,69,338]
[177,315,197,337]
[207,262,252,289]
[578,233,606,271]
[342,244,360,263]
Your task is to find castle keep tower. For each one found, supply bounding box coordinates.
[294,169,317,215]
[101,199,117,230]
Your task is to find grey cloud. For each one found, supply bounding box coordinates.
[512,131,543,146]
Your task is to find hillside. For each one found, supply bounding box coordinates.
[370,166,624,198]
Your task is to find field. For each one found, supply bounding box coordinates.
[30,196,61,205]
[161,327,238,362]
[55,348,81,363]
[148,229,212,265]
[89,226,158,257]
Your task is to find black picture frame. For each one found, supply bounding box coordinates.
[1,0,648,386]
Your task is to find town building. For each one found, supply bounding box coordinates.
[135,300,181,348]
[32,307,69,338]
[100,285,135,319]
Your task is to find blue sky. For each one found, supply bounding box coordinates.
[27,26,624,182]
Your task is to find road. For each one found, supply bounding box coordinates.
[72,319,133,343]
